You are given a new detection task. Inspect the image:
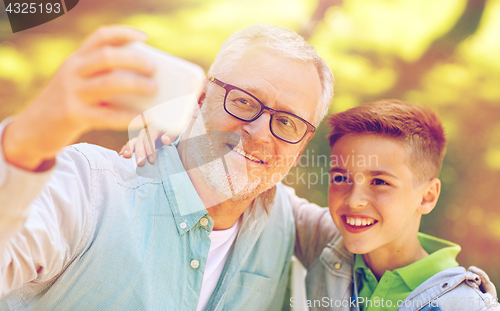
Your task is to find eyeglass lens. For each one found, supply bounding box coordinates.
[225,88,308,143]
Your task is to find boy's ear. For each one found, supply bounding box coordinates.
[417,178,441,215]
[292,132,315,167]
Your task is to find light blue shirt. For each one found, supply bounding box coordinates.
[0,133,294,310]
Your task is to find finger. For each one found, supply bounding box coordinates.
[119,139,130,155]
[79,26,147,55]
[147,125,168,164]
[470,266,491,282]
[469,266,497,297]
[135,129,149,166]
[78,46,155,77]
[80,71,157,101]
[482,279,497,297]
[120,138,137,157]
[161,134,172,146]
[133,123,163,164]
[142,126,156,164]
[136,157,147,167]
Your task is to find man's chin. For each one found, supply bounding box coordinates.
[198,163,260,202]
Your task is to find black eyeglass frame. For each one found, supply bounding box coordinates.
[209,77,316,144]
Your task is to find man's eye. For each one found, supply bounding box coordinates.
[277,117,295,128]
[372,179,389,186]
[332,175,350,183]
[236,99,251,106]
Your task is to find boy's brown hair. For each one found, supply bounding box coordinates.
[327,100,446,183]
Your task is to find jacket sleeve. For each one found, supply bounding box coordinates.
[0,119,92,298]
[284,185,341,269]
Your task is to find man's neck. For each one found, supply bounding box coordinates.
[205,201,249,230]
[187,168,255,230]
[362,235,428,280]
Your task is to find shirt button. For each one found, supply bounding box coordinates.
[191,260,200,269]
[200,218,209,226]
[334,263,342,270]
[180,221,187,229]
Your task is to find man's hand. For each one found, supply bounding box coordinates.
[2,26,157,171]
[469,266,498,298]
[120,103,200,165]
[120,124,171,166]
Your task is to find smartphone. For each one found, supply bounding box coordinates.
[113,42,206,136]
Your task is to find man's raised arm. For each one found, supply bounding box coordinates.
[0,26,156,297]
[2,26,155,171]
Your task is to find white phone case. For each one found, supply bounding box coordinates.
[113,42,206,136]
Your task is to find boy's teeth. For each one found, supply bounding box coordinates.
[346,216,375,227]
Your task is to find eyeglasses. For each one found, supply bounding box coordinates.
[209,77,316,144]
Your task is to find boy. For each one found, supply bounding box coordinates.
[123,99,498,310]
[290,99,499,310]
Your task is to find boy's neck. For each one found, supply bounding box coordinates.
[362,236,429,280]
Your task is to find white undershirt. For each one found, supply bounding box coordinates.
[196,219,240,311]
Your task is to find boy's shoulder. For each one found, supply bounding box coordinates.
[399,266,499,311]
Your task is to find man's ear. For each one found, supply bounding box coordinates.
[197,78,209,108]
[191,79,208,120]
[417,178,441,215]
[292,132,315,167]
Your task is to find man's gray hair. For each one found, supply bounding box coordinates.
[208,24,334,125]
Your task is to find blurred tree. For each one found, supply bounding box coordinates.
[1,0,499,304]
[292,0,500,292]
[299,0,343,40]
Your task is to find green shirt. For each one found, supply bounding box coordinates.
[355,233,461,311]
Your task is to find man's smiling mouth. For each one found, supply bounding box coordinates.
[228,144,265,164]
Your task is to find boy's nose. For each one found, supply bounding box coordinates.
[344,183,369,209]
[241,113,273,144]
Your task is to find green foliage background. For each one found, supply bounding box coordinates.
[1,0,499,302]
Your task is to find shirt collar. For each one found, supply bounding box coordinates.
[354,232,460,291]
[156,144,210,236]
[394,232,460,290]
[354,253,378,293]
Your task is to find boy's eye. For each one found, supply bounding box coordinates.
[372,178,390,186]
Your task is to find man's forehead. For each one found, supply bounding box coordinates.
[220,46,322,120]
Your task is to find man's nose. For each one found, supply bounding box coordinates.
[344,183,369,209]
[241,112,273,144]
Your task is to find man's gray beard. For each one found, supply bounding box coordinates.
[188,116,265,203]
[199,158,263,203]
